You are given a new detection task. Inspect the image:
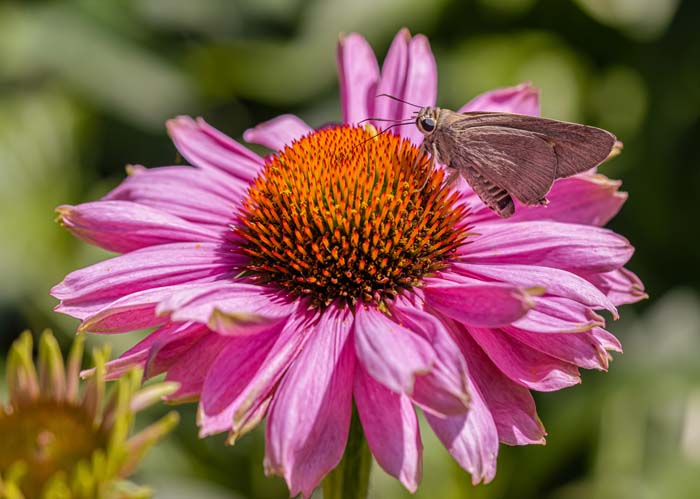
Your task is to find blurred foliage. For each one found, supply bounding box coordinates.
[0,0,698,498]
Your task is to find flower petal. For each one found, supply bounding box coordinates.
[265,306,355,498]
[467,326,581,391]
[504,326,613,371]
[156,281,297,335]
[57,201,221,253]
[467,174,628,227]
[353,305,434,394]
[426,379,499,485]
[102,321,207,380]
[198,328,280,436]
[200,311,317,439]
[77,286,190,333]
[459,82,540,116]
[354,365,422,492]
[243,114,313,151]
[511,296,606,334]
[455,325,546,446]
[461,221,634,273]
[454,262,618,317]
[337,33,380,124]
[392,300,470,416]
[583,268,648,306]
[104,165,247,228]
[423,277,535,328]
[400,35,438,145]
[373,28,411,124]
[166,116,263,182]
[52,242,238,319]
[165,332,233,402]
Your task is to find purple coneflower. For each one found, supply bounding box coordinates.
[52,29,645,497]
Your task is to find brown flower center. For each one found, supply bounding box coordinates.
[236,125,469,307]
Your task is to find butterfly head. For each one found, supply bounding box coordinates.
[416,107,440,137]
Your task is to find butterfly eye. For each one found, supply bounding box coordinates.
[420,117,436,133]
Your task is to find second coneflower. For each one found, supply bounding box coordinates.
[0,331,178,499]
[52,29,645,498]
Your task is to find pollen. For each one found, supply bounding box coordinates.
[236,125,470,307]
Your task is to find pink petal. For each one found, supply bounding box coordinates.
[337,33,379,124]
[373,28,411,124]
[583,268,648,306]
[102,321,207,380]
[461,221,634,273]
[505,327,613,371]
[354,365,422,492]
[467,174,628,227]
[57,201,221,253]
[77,286,181,333]
[52,242,238,318]
[165,332,233,402]
[144,322,210,378]
[166,116,263,182]
[426,378,499,485]
[265,306,355,498]
[467,326,581,391]
[243,114,313,151]
[198,327,280,436]
[392,301,470,416]
[459,82,540,116]
[455,323,546,445]
[104,165,247,228]
[199,311,317,438]
[400,35,438,145]
[353,305,434,394]
[454,262,618,317]
[423,277,535,328]
[512,296,606,334]
[592,327,623,353]
[156,281,296,335]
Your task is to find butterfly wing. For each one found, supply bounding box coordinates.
[441,112,617,205]
[456,163,515,217]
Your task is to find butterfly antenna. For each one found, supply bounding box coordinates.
[376,93,424,109]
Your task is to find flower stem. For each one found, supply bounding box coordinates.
[322,405,372,499]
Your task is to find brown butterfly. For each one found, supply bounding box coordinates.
[413,106,619,217]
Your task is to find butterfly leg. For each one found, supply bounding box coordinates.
[416,142,435,191]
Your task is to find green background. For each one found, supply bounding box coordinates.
[1,0,699,498]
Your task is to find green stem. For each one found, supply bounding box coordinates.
[322,405,372,499]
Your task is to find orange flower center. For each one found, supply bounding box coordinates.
[236,125,469,307]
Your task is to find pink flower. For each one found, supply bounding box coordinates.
[52,29,645,497]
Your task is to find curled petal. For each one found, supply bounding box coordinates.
[468,326,581,391]
[167,116,263,182]
[156,281,297,335]
[583,268,648,306]
[392,300,470,416]
[244,114,313,151]
[353,305,434,394]
[423,277,535,328]
[455,324,546,446]
[265,306,355,498]
[57,201,221,253]
[426,379,498,485]
[459,82,540,116]
[77,286,181,333]
[338,33,379,124]
[354,365,422,492]
[200,311,317,439]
